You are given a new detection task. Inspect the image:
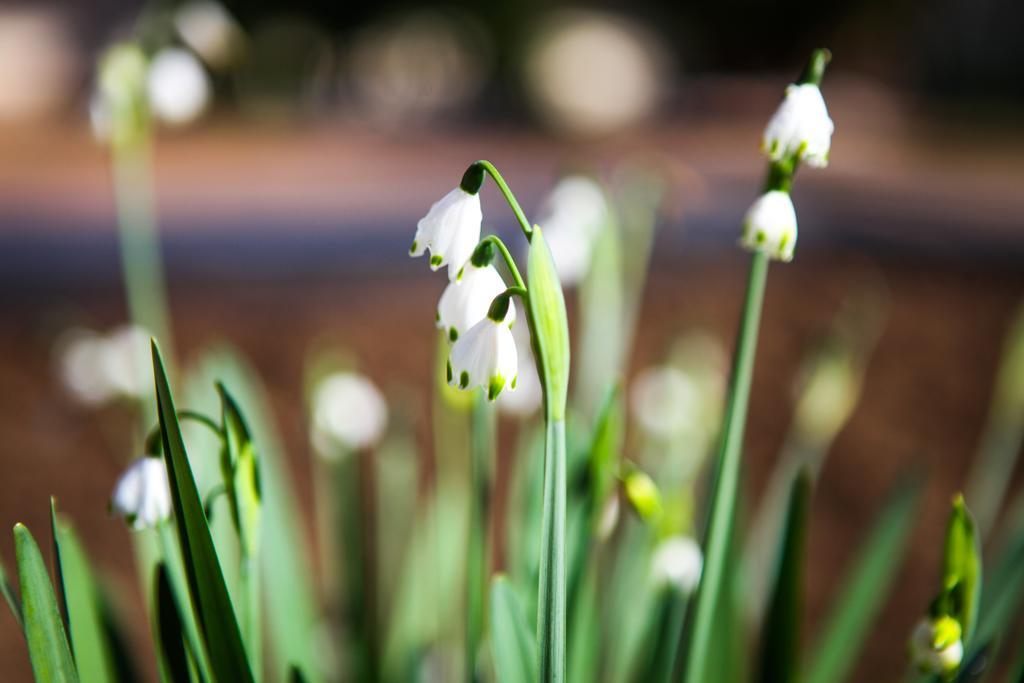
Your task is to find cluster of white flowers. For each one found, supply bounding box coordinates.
[741,72,833,262]
[110,456,172,530]
[310,372,389,458]
[909,616,964,676]
[56,324,152,406]
[411,184,519,401]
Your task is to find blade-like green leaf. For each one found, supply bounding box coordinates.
[491,576,537,683]
[941,496,982,645]
[526,226,571,421]
[151,341,255,683]
[805,474,923,683]
[50,501,119,683]
[758,468,812,683]
[0,555,22,631]
[13,523,79,683]
[154,563,192,683]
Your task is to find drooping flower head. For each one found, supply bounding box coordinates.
[146,47,211,127]
[448,312,518,401]
[740,190,797,262]
[909,616,964,676]
[651,535,703,596]
[762,82,834,168]
[111,456,172,530]
[437,262,515,342]
[310,372,388,457]
[411,186,483,281]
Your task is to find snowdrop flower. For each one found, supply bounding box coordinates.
[174,1,243,70]
[437,263,515,341]
[411,187,482,281]
[535,176,608,285]
[146,48,211,127]
[111,456,172,530]
[740,190,798,262]
[651,535,703,595]
[909,616,964,676]
[311,372,389,458]
[630,365,701,440]
[448,315,518,401]
[762,83,834,168]
[56,324,152,406]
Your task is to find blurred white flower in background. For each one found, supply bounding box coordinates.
[630,365,702,440]
[651,535,703,595]
[111,456,172,530]
[763,83,834,168]
[524,10,667,137]
[57,324,152,406]
[146,48,212,127]
[498,318,542,417]
[174,1,244,70]
[740,190,798,262]
[0,7,78,123]
[311,372,388,457]
[535,176,609,285]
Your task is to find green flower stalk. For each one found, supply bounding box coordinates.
[412,160,571,682]
[683,49,833,683]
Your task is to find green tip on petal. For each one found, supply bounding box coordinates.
[449,328,458,342]
[511,375,517,390]
[460,371,470,389]
[488,375,506,401]
[409,240,418,255]
[446,361,453,383]
[430,254,443,268]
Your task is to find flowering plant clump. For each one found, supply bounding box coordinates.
[3,46,1024,683]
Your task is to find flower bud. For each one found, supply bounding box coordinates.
[623,468,662,523]
[740,190,797,262]
[909,616,964,676]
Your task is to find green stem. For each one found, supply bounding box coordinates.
[239,555,262,683]
[466,393,494,681]
[338,452,377,682]
[683,250,769,683]
[537,416,567,683]
[480,235,527,290]
[156,521,210,680]
[463,161,534,240]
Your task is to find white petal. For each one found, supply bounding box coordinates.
[449,318,518,399]
[146,48,211,127]
[763,83,834,167]
[111,457,171,529]
[412,188,482,280]
[311,373,389,455]
[740,190,798,261]
[437,264,514,339]
[651,535,703,595]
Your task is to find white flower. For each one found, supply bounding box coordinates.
[111,456,172,530]
[740,190,798,262]
[311,372,388,457]
[56,324,152,406]
[174,1,243,70]
[909,617,964,675]
[146,48,211,127]
[630,365,701,440]
[437,263,515,341]
[411,187,482,281]
[763,83,834,168]
[449,317,518,400]
[535,176,608,285]
[651,535,702,595]
[498,319,542,416]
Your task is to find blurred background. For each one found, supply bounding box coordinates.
[1,0,1023,680]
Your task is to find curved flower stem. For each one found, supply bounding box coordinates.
[144,411,223,454]
[480,235,527,290]
[463,161,534,240]
[683,250,769,683]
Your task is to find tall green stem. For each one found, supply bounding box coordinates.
[466,393,494,681]
[537,416,567,683]
[683,250,769,683]
[338,452,377,682]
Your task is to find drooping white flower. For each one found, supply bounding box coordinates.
[146,48,211,127]
[651,535,703,595]
[411,187,482,281]
[437,263,515,341]
[311,372,388,457]
[111,456,172,530]
[498,318,542,416]
[909,616,964,676]
[535,176,609,285]
[763,83,834,168]
[740,190,798,262]
[174,1,243,70]
[630,365,701,440]
[449,317,518,400]
[56,324,152,406]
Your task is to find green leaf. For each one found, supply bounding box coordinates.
[758,468,812,683]
[527,226,571,421]
[151,341,255,683]
[588,386,624,518]
[50,501,120,683]
[0,555,22,631]
[805,474,923,683]
[13,523,79,683]
[153,563,192,683]
[939,495,982,645]
[491,576,537,683]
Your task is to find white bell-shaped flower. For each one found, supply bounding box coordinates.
[146,47,211,127]
[437,263,515,341]
[740,190,798,262]
[448,316,518,400]
[651,535,703,595]
[763,83,834,168]
[909,616,964,675]
[411,187,482,281]
[498,318,542,416]
[311,372,388,457]
[111,456,172,530]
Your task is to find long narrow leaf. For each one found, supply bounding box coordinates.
[491,576,537,683]
[0,555,22,631]
[13,523,78,683]
[805,474,923,683]
[152,341,255,683]
[154,563,192,683]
